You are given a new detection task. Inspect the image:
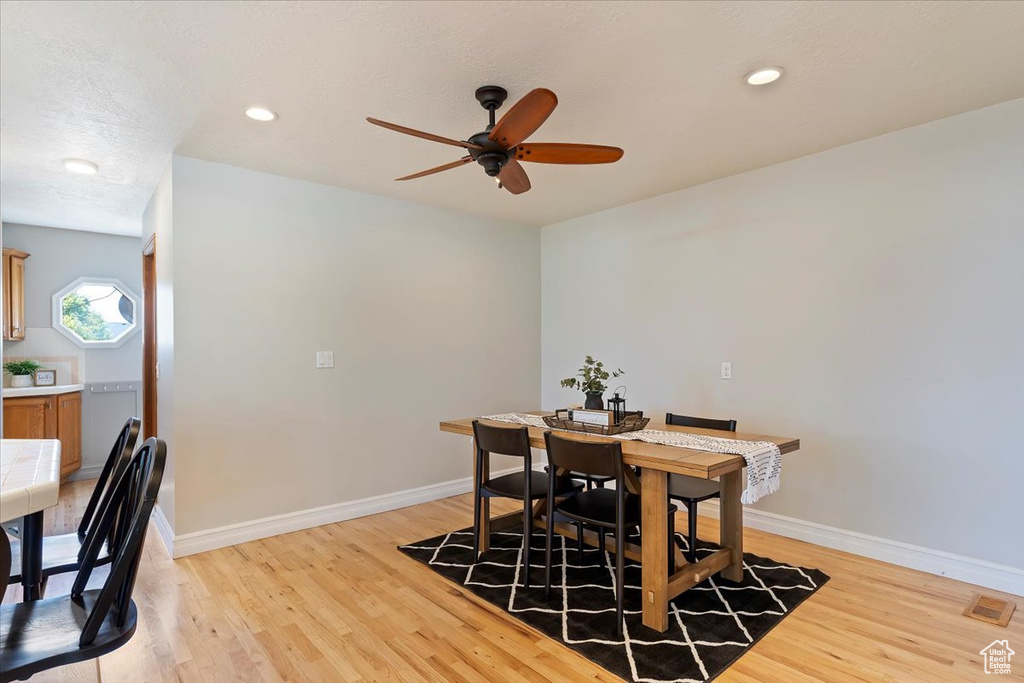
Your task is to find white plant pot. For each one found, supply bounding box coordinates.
[10,375,33,388]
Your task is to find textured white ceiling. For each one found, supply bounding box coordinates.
[1,1,1022,236]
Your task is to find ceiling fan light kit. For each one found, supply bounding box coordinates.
[367,85,623,195]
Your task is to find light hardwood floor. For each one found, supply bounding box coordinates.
[3,480,1022,682]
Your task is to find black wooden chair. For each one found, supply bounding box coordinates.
[0,437,166,683]
[543,431,676,636]
[564,412,645,491]
[7,418,141,592]
[472,420,582,588]
[665,413,737,563]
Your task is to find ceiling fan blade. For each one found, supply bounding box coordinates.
[367,117,483,151]
[514,143,623,164]
[498,159,531,195]
[395,156,473,181]
[488,88,557,149]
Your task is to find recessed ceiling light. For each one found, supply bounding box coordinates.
[62,158,99,175]
[744,67,784,86]
[244,106,277,122]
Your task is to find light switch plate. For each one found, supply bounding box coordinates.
[316,351,335,369]
[721,362,732,380]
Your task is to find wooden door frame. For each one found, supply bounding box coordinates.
[142,235,157,438]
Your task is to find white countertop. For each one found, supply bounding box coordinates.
[0,439,62,523]
[3,383,84,398]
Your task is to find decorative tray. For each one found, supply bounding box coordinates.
[543,409,649,436]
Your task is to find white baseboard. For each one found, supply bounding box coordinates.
[151,503,175,556]
[698,500,1024,596]
[164,467,520,559]
[66,465,104,482]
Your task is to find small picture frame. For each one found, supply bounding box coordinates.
[33,369,57,387]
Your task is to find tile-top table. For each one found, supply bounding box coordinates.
[1,439,62,600]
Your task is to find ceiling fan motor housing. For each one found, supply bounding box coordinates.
[466,131,511,176]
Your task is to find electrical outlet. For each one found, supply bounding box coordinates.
[316,351,335,369]
[721,362,732,380]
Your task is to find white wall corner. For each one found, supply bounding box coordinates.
[699,501,1024,596]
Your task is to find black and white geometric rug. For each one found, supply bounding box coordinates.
[399,527,829,683]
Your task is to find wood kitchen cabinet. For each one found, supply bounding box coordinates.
[2,247,29,341]
[2,391,82,479]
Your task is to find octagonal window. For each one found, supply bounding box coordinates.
[52,278,141,348]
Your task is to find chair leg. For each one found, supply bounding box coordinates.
[576,522,585,565]
[472,490,481,563]
[522,498,532,588]
[598,527,606,561]
[544,500,554,599]
[615,524,625,637]
[687,501,698,564]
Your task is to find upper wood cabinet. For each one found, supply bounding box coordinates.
[2,247,29,341]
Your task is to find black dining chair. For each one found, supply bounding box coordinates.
[472,420,582,588]
[563,411,645,491]
[665,413,737,563]
[7,418,141,593]
[543,431,676,636]
[0,437,166,683]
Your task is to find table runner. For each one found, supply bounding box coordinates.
[481,413,781,504]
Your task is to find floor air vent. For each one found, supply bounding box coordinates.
[964,593,1016,627]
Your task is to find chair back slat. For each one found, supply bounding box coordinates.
[71,438,166,646]
[665,413,737,432]
[77,418,141,541]
[472,420,531,458]
[544,431,622,480]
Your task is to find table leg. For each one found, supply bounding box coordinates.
[719,469,744,582]
[640,468,669,632]
[20,511,44,601]
[473,438,491,554]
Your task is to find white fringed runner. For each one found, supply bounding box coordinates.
[482,413,782,504]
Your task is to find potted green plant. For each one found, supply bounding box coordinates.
[560,355,624,410]
[4,360,42,388]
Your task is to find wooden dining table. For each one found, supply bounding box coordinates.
[0,439,62,600]
[440,413,800,632]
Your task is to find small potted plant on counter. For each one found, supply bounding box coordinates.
[560,355,624,410]
[4,359,42,388]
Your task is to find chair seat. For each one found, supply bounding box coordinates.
[482,471,582,500]
[7,533,111,584]
[0,590,138,683]
[555,488,672,528]
[668,475,721,503]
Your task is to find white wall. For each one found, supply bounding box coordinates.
[160,156,539,538]
[2,222,143,475]
[542,100,1024,571]
[141,162,175,532]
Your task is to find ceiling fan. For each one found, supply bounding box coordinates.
[367,86,623,195]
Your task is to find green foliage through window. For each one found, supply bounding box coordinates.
[62,292,113,341]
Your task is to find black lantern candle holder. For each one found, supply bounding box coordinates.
[608,390,626,425]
